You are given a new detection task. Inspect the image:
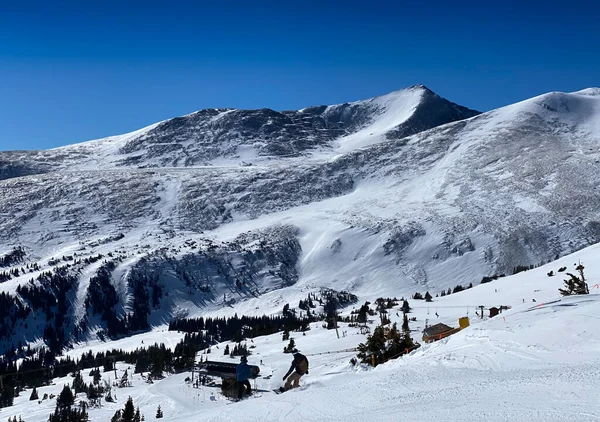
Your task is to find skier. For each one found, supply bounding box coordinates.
[236,355,253,400]
[282,350,309,391]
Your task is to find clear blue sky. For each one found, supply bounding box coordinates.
[1,0,598,151]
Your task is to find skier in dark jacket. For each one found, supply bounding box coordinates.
[282,351,309,391]
[236,355,253,399]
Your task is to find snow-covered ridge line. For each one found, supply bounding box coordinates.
[0,85,479,177]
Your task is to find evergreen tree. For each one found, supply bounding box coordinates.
[402,313,410,333]
[48,385,88,422]
[72,371,86,394]
[112,396,136,422]
[119,370,130,388]
[134,407,142,422]
[559,263,589,296]
[424,291,432,302]
[57,385,74,408]
[48,406,89,422]
[357,303,369,323]
[223,344,230,355]
[93,369,102,385]
[30,386,39,401]
[155,405,163,419]
[401,300,411,313]
[357,325,386,366]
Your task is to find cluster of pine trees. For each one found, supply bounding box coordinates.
[169,313,316,341]
[0,330,209,410]
[357,322,416,366]
[47,385,89,422]
[111,396,143,422]
[0,247,26,267]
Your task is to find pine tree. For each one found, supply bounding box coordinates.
[49,385,89,422]
[122,397,135,422]
[401,300,411,313]
[119,370,130,388]
[57,385,74,408]
[424,291,432,302]
[30,386,39,400]
[357,325,386,366]
[72,371,87,394]
[156,405,164,419]
[134,407,142,422]
[559,263,589,296]
[402,313,410,333]
[223,344,230,355]
[93,367,102,385]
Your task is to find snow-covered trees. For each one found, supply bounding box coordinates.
[156,405,164,418]
[559,263,589,296]
[29,386,38,401]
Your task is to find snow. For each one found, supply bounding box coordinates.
[5,244,600,421]
[3,85,600,420]
[333,87,424,153]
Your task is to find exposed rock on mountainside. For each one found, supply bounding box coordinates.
[1,85,600,354]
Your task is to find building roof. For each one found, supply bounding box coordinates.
[423,323,454,337]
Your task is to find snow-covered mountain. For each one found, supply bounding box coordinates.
[1,85,600,354]
[0,85,478,176]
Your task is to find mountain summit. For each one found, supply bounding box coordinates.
[0,86,479,178]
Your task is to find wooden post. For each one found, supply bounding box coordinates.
[479,306,485,319]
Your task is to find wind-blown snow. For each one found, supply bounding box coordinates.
[333,87,423,153]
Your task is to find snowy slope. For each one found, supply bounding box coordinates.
[4,244,600,421]
[1,87,600,355]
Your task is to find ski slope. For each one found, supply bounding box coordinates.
[5,243,600,421]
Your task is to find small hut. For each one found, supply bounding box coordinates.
[422,323,461,343]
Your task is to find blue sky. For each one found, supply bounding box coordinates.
[1,0,598,151]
